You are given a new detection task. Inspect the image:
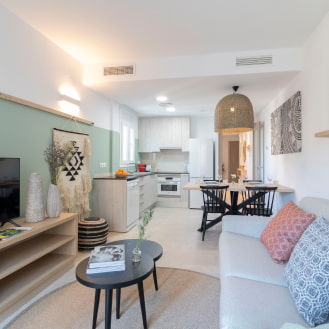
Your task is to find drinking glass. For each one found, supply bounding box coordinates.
[267,175,273,184]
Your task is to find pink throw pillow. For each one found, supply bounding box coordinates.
[261,201,316,263]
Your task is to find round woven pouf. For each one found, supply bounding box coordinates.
[78,217,109,250]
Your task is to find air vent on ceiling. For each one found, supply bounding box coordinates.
[103,64,135,76]
[236,55,272,66]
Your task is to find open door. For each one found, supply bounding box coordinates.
[253,122,264,181]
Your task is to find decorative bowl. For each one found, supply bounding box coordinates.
[115,174,129,178]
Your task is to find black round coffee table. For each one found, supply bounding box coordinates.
[112,239,163,290]
[76,242,154,329]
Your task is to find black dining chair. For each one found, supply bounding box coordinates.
[200,185,229,241]
[243,179,263,183]
[241,180,263,201]
[242,185,277,217]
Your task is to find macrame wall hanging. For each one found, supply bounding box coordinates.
[53,127,92,220]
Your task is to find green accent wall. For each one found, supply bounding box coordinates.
[109,130,120,172]
[0,98,117,219]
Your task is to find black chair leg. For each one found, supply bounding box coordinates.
[202,213,207,241]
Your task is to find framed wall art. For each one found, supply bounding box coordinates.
[271,91,302,155]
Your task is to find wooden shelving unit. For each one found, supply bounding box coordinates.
[315,130,329,137]
[0,213,78,321]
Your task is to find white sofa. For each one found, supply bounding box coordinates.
[219,197,329,329]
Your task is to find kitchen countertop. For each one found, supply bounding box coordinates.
[93,172,155,181]
[94,171,190,181]
[155,171,189,175]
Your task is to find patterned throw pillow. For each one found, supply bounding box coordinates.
[280,323,329,329]
[261,201,316,263]
[284,217,329,326]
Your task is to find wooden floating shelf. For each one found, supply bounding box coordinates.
[0,92,94,126]
[315,130,329,137]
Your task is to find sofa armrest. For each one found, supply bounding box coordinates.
[222,215,272,238]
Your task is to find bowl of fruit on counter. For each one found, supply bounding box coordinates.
[115,168,130,178]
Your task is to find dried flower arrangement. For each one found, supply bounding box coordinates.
[44,140,74,185]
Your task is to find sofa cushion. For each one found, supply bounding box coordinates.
[280,323,329,329]
[261,201,316,264]
[220,276,309,329]
[284,217,329,326]
[220,231,287,286]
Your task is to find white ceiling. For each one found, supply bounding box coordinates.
[1,0,329,117]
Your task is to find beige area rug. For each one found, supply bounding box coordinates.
[6,268,219,329]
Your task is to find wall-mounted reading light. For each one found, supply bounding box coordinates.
[58,83,81,116]
[59,85,80,101]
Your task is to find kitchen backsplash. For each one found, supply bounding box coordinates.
[140,149,189,172]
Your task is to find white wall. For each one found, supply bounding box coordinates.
[0,4,114,130]
[260,11,329,203]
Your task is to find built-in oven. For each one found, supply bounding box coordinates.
[157,175,181,197]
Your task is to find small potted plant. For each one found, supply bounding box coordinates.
[132,209,154,262]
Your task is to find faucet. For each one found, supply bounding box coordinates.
[127,162,137,173]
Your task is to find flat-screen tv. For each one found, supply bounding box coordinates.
[0,158,20,226]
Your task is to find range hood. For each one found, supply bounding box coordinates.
[159,147,182,150]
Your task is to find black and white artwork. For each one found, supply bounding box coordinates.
[271,91,302,155]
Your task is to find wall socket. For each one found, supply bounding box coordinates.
[99,162,107,168]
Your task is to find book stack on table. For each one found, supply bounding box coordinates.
[86,244,125,274]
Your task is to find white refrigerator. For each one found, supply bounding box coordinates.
[188,138,215,209]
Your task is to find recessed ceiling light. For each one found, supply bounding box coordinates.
[156,96,168,102]
[166,106,175,112]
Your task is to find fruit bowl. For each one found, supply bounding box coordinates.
[115,174,129,178]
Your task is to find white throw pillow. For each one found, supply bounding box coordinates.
[284,217,329,326]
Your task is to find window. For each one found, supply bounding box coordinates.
[121,121,135,164]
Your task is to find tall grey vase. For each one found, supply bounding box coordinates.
[25,173,45,222]
[46,183,62,218]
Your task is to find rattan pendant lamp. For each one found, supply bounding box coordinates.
[214,86,254,133]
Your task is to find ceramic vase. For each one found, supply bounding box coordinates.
[25,173,45,222]
[132,247,142,263]
[46,183,62,218]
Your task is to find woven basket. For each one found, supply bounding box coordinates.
[78,217,109,250]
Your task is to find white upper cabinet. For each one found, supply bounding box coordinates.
[139,117,190,152]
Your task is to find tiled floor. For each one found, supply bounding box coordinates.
[106,206,221,278]
[1,206,222,328]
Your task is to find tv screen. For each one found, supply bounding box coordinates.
[0,158,20,226]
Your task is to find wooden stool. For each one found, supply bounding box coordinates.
[78,217,109,250]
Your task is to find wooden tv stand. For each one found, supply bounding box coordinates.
[0,213,78,321]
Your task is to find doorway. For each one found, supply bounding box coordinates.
[228,141,239,182]
[218,131,254,181]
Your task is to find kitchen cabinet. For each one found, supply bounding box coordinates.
[139,117,190,152]
[139,174,157,216]
[93,178,140,233]
[139,117,161,152]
